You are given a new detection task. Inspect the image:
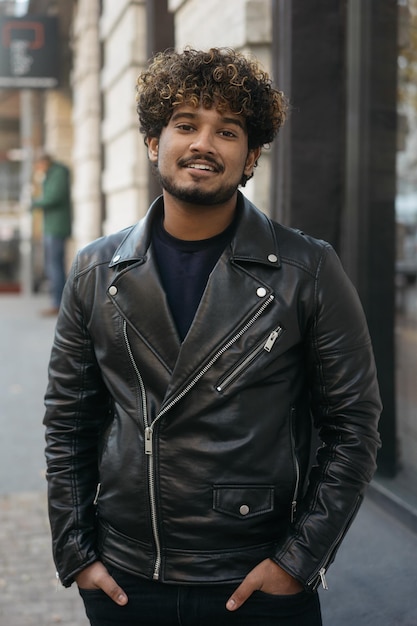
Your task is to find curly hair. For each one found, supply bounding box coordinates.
[136,47,287,151]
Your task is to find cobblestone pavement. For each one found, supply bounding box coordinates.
[0,491,87,626]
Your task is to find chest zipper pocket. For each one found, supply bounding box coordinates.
[216,326,284,393]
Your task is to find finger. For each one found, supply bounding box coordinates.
[98,573,128,606]
[226,577,257,611]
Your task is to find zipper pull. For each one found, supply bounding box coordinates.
[319,567,329,590]
[291,500,297,523]
[93,482,101,505]
[145,426,153,455]
[264,328,282,352]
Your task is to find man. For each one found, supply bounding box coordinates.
[32,153,71,315]
[44,48,381,626]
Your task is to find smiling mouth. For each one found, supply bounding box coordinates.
[186,163,216,172]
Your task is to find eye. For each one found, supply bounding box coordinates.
[219,129,238,139]
[175,123,195,132]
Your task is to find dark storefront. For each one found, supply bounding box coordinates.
[271,0,407,482]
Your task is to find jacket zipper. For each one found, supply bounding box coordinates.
[306,494,362,591]
[123,295,274,580]
[289,407,300,523]
[123,320,162,579]
[216,326,283,392]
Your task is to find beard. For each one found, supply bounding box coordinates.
[155,163,243,206]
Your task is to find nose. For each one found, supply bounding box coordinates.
[189,128,216,154]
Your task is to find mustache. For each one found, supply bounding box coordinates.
[178,155,224,173]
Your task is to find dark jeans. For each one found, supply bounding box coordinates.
[79,567,322,626]
[44,234,67,308]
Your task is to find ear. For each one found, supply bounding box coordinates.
[244,147,261,177]
[147,136,159,164]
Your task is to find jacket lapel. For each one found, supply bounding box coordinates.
[107,198,181,374]
[110,249,181,374]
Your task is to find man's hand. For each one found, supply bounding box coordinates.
[75,561,128,606]
[226,558,303,611]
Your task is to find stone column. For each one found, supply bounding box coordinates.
[71,0,102,250]
[100,0,149,235]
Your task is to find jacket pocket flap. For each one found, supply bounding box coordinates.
[213,485,274,519]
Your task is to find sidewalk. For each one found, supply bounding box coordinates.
[0,293,88,625]
[0,491,87,626]
[1,292,416,625]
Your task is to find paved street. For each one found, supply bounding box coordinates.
[0,293,87,625]
[1,293,417,625]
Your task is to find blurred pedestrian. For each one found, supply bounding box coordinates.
[32,153,72,315]
[44,47,381,626]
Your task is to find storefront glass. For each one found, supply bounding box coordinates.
[395,0,417,487]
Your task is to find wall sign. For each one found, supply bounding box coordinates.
[0,16,59,88]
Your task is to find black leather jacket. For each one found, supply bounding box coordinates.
[44,192,381,589]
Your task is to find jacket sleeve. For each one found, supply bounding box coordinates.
[273,243,382,590]
[43,256,111,586]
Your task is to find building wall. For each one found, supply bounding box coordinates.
[67,0,153,249]
[36,0,74,166]
[71,0,101,250]
[43,92,72,165]
[100,0,150,236]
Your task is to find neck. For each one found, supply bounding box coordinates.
[162,192,238,240]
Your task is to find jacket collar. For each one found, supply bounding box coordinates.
[231,192,281,270]
[108,191,282,270]
[108,196,162,267]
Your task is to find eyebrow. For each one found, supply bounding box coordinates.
[170,110,245,131]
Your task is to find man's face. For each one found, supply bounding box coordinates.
[34,158,50,175]
[147,104,260,206]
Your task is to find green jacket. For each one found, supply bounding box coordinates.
[32,162,72,238]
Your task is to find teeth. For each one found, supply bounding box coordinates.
[188,164,214,171]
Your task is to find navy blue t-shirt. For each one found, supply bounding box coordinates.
[152,215,236,341]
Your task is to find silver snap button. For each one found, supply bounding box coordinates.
[268,254,278,263]
[113,255,121,263]
[256,287,267,298]
[239,504,250,516]
[108,285,118,296]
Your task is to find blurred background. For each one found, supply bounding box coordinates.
[0,0,416,624]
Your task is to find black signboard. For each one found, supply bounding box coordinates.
[0,16,59,88]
